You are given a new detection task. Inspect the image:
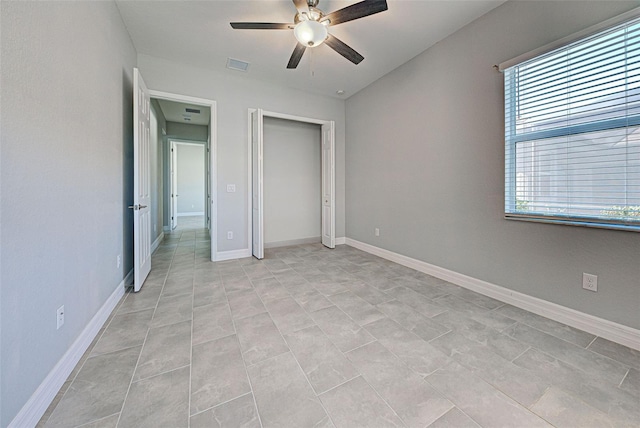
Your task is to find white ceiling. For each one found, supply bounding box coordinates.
[116,0,506,99]
[157,99,211,126]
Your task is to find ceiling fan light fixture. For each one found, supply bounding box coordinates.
[294,20,327,47]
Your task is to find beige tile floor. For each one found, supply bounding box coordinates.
[39,216,640,427]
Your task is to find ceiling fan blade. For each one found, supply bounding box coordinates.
[230,22,293,30]
[323,0,388,26]
[287,43,307,69]
[292,0,309,14]
[325,34,364,65]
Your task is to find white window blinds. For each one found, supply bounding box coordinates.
[504,16,640,231]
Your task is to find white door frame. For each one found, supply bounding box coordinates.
[149,89,217,261]
[170,141,178,230]
[247,109,336,258]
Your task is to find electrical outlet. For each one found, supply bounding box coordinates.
[227,184,236,193]
[227,231,233,240]
[117,255,121,269]
[57,305,65,329]
[374,228,380,237]
[583,273,598,292]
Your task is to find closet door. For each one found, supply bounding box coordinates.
[251,109,264,259]
[321,121,335,248]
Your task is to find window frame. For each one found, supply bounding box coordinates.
[501,12,640,232]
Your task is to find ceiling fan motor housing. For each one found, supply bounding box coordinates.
[294,7,325,24]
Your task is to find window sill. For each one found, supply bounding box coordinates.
[504,214,640,232]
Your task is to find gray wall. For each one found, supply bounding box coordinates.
[150,99,166,242]
[345,0,640,329]
[167,121,208,142]
[0,1,137,425]
[138,54,346,252]
[176,144,206,214]
[263,117,322,244]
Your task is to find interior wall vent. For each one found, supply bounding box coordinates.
[226,58,250,72]
[185,108,201,114]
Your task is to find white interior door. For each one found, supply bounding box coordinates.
[252,109,264,259]
[133,68,152,292]
[321,121,335,248]
[170,141,178,230]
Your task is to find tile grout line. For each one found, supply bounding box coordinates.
[187,234,198,428]
[618,368,630,387]
[249,255,339,427]
[510,346,532,363]
[189,392,254,419]
[230,318,265,428]
[115,230,179,427]
[586,335,599,349]
[224,258,264,428]
[507,322,631,383]
[314,374,362,397]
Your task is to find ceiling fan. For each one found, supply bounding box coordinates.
[230,0,388,69]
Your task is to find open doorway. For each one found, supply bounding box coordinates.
[169,140,206,230]
[263,117,322,247]
[249,109,335,259]
[147,90,217,260]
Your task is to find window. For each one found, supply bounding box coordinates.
[503,16,640,231]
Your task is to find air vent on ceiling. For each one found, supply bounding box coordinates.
[185,108,201,114]
[226,58,250,72]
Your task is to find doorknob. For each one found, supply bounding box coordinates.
[128,205,138,210]
[139,205,148,209]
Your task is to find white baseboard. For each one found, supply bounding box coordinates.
[335,237,346,245]
[151,232,164,254]
[265,236,321,249]
[177,212,204,217]
[163,225,171,232]
[345,238,640,351]
[215,248,252,261]
[9,279,126,428]
[123,268,134,287]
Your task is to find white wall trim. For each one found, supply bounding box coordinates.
[335,237,346,245]
[151,232,164,254]
[345,238,640,351]
[8,279,127,428]
[177,212,204,217]
[123,269,134,287]
[215,248,252,262]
